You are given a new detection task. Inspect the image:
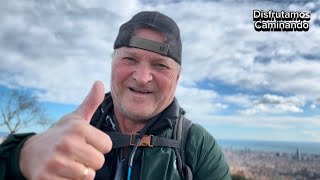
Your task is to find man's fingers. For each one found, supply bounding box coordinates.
[85,125,113,154]
[75,81,105,122]
[50,157,95,180]
[65,136,106,170]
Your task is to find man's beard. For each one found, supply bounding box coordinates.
[119,104,152,123]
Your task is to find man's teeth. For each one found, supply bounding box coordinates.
[131,88,151,93]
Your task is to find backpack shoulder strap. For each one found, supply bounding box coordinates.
[175,110,193,180]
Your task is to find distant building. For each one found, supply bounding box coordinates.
[293,148,301,161]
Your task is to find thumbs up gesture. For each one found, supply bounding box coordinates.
[19,81,112,180]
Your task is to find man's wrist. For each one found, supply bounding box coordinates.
[18,133,37,179]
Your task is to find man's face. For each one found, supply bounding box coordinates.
[110,28,180,122]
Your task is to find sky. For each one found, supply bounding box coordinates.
[1,0,320,142]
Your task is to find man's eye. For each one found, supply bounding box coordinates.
[123,57,137,62]
[154,63,169,69]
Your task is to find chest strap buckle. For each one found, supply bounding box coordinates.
[130,134,154,147]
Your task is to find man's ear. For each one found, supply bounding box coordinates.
[176,73,180,82]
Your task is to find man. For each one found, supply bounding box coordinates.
[0,11,231,180]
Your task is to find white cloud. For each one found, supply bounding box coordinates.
[310,98,320,109]
[1,1,319,105]
[310,104,317,109]
[261,61,320,99]
[301,130,320,142]
[0,1,130,104]
[240,94,306,115]
[170,1,320,104]
[224,94,256,107]
[176,85,227,119]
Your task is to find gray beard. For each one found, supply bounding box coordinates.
[111,87,157,123]
[118,103,153,123]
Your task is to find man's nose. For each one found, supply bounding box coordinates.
[132,63,153,85]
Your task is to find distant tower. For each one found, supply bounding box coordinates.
[295,148,301,161]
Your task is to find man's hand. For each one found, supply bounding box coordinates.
[19,81,112,180]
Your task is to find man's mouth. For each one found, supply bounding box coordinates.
[129,87,152,94]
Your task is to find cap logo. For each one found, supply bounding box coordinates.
[159,46,166,52]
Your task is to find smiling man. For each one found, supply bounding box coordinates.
[0,11,231,180]
[111,28,181,134]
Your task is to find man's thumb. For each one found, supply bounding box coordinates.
[75,81,105,122]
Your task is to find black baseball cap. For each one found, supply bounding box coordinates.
[114,11,182,65]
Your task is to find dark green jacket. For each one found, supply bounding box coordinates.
[0,93,231,180]
[138,124,230,179]
[0,133,35,179]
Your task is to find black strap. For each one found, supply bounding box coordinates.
[179,116,193,180]
[180,117,192,166]
[182,165,193,180]
[108,132,181,149]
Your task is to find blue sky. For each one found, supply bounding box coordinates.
[1,0,320,142]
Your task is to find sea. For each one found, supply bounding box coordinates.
[219,139,320,155]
